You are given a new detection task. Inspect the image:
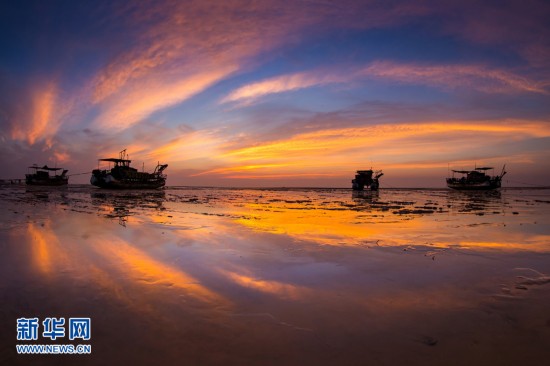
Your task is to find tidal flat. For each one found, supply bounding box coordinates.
[1,186,549,365]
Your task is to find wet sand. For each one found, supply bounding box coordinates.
[1,186,549,365]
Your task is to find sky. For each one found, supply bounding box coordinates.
[0,0,549,187]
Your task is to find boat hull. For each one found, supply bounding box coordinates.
[91,172,165,189]
[25,176,68,186]
[352,181,379,191]
[446,178,501,190]
[352,170,382,191]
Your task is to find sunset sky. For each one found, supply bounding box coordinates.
[1,0,549,187]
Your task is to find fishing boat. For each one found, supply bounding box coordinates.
[446,166,506,190]
[26,165,68,186]
[90,149,168,189]
[352,169,383,191]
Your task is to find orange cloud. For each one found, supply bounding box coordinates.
[52,151,70,163]
[193,164,291,177]
[11,81,60,145]
[225,121,548,158]
[223,173,341,179]
[146,129,228,168]
[204,120,550,178]
[94,65,238,131]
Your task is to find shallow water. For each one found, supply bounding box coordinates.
[1,186,549,365]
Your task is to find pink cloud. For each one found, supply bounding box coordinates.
[221,71,348,105]
[361,61,549,94]
[88,0,439,131]
[221,60,547,106]
[89,1,328,130]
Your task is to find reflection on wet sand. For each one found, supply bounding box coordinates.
[21,213,228,316]
[1,186,550,365]
[222,270,309,301]
[446,190,503,214]
[90,235,225,305]
[27,222,56,276]
[217,189,549,252]
[90,190,166,226]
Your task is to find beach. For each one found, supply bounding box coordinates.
[1,185,550,365]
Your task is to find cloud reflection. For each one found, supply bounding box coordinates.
[23,214,227,309]
[222,270,308,300]
[90,236,225,304]
[27,222,57,275]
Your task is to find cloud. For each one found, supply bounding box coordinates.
[204,120,550,178]
[192,164,291,177]
[434,0,550,67]
[145,129,229,169]
[222,61,548,106]
[94,65,238,131]
[52,150,70,163]
[89,0,353,131]
[87,0,443,131]
[10,81,63,146]
[221,71,348,105]
[360,61,549,94]
[2,0,549,186]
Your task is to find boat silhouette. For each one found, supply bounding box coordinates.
[91,149,168,189]
[26,165,68,186]
[446,166,506,190]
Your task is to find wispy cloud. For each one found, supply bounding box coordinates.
[86,0,446,131]
[221,71,348,105]
[2,0,550,186]
[90,1,362,132]
[10,81,63,146]
[94,65,238,131]
[360,61,549,94]
[222,61,548,106]
[434,0,550,68]
[225,121,549,158]
[192,164,290,177]
[203,120,550,178]
[145,129,229,169]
